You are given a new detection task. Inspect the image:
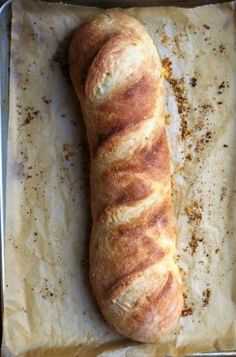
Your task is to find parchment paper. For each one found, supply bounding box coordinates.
[2,0,236,356]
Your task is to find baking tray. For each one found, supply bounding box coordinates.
[0,0,11,349]
[0,0,235,356]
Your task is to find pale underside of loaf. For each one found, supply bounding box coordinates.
[69,10,183,342]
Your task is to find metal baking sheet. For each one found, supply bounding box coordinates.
[0,0,235,356]
[0,0,11,348]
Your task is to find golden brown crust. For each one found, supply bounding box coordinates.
[69,9,183,342]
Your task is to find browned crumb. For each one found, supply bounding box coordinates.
[42,96,52,105]
[182,306,193,317]
[184,200,202,224]
[63,143,69,151]
[162,58,191,140]
[162,57,173,80]
[164,113,171,125]
[189,233,203,256]
[219,44,225,53]
[220,186,227,201]
[202,288,211,307]
[189,77,197,87]
[182,293,194,317]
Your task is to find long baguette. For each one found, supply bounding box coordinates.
[69,10,183,342]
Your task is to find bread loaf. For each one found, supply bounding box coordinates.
[69,10,183,342]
